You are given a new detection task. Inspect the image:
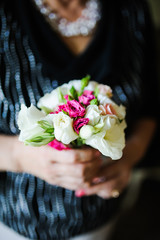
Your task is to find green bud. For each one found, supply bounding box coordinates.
[38,120,54,134]
[24,133,54,147]
[79,125,94,139]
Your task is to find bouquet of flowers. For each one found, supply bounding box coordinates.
[18,76,127,160]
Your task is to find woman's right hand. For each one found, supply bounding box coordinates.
[12,136,101,190]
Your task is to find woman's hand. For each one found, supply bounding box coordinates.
[11,136,101,190]
[75,118,157,198]
[75,156,132,198]
[75,136,141,198]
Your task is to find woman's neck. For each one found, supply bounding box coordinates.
[44,0,87,21]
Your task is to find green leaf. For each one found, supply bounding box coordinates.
[68,95,73,101]
[94,86,99,98]
[71,138,86,148]
[90,98,99,105]
[58,87,66,103]
[81,75,90,89]
[78,75,91,96]
[69,86,78,100]
[76,138,86,146]
[62,110,68,115]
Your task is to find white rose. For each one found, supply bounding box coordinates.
[85,116,127,160]
[67,80,98,92]
[85,105,102,126]
[97,94,113,105]
[37,89,60,111]
[98,84,112,97]
[37,83,70,112]
[67,80,82,91]
[85,81,98,91]
[18,104,46,142]
[53,112,78,144]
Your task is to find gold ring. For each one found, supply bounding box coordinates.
[111,189,120,198]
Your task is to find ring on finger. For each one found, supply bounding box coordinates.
[111,189,120,198]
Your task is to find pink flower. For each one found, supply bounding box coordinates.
[64,95,69,101]
[105,104,117,115]
[48,139,70,150]
[58,104,68,112]
[50,104,68,114]
[78,90,95,106]
[66,100,86,118]
[73,118,89,134]
[50,100,86,118]
[83,90,94,96]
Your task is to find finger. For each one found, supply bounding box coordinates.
[95,160,121,180]
[49,159,101,180]
[47,146,101,163]
[48,176,89,191]
[87,177,121,196]
[76,174,127,198]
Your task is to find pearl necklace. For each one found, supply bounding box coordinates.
[33,0,101,37]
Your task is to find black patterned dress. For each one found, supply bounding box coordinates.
[0,0,159,239]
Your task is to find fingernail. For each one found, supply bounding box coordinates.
[75,190,86,197]
[92,177,106,184]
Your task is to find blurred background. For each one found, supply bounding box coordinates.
[0,0,160,239]
[149,0,160,28]
[149,0,160,83]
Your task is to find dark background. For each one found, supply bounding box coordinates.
[110,2,160,239]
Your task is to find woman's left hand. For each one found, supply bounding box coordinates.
[75,118,157,199]
[75,157,132,199]
[75,136,143,199]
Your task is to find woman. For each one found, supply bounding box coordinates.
[0,0,159,239]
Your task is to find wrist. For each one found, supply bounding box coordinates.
[11,136,24,172]
[0,135,21,172]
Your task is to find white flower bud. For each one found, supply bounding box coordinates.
[79,125,94,139]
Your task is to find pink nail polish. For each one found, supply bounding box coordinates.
[92,177,101,184]
[92,177,106,184]
[75,190,86,197]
